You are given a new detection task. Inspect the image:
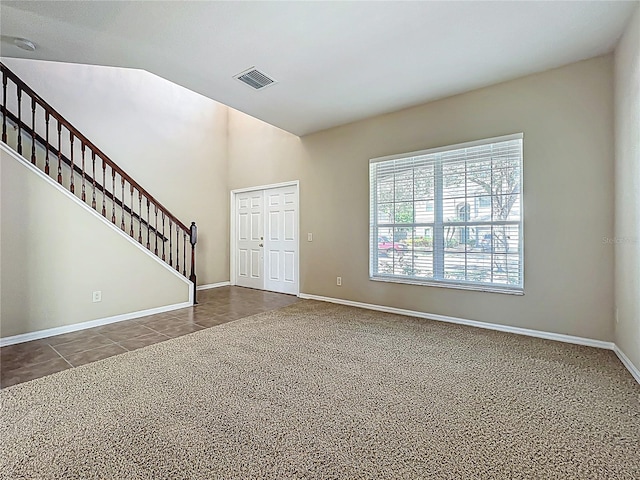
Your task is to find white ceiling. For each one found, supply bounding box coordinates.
[0,1,637,136]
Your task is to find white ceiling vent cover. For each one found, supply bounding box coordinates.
[234,67,277,90]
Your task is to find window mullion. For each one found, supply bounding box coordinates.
[490,145,494,283]
[434,155,444,279]
[464,156,468,280]
[411,162,416,276]
[392,164,396,274]
[371,164,378,276]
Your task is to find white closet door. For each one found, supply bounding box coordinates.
[235,190,264,289]
[264,185,298,294]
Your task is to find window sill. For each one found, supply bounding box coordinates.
[369,275,524,295]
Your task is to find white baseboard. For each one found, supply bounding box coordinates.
[613,345,640,384]
[299,293,614,350]
[197,281,230,291]
[0,301,191,347]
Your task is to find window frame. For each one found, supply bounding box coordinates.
[369,133,524,295]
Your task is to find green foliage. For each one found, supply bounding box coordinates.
[394,203,413,224]
[408,236,432,248]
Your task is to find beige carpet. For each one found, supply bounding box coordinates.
[1,301,638,479]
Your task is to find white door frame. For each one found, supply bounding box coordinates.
[230,180,300,295]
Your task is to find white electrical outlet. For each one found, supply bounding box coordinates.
[308,233,313,242]
[336,276,342,286]
[92,291,102,303]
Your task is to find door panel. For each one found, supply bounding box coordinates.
[284,251,295,282]
[264,185,298,294]
[269,211,279,240]
[238,212,249,240]
[269,251,280,280]
[284,210,295,240]
[250,250,261,278]
[238,249,248,277]
[236,191,264,289]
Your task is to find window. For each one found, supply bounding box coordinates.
[369,133,523,294]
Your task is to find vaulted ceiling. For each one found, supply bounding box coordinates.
[1,1,637,136]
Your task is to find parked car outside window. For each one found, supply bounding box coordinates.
[378,236,407,256]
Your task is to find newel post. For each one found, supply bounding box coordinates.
[189,222,198,305]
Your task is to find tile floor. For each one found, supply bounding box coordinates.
[0,286,299,388]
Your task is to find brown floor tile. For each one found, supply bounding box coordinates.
[135,311,183,324]
[1,343,60,373]
[46,329,104,346]
[118,332,170,351]
[140,316,191,332]
[53,335,115,357]
[268,296,299,306]
[1,357,71,388]
[65,344,128,367]
[168,312,195,323]
[200,298,232,307]
[186,310,224,322]
[197,291,230,300]
[194,316,233,328]
[154,323,205,339]
[94,319,144,334]
[189,307,222,318]
[203,305,240,316]
[194,302,225,311]
[200,294,230,302]
[99,324,157,343]
[234,306,272,315]
[211,311,249,322]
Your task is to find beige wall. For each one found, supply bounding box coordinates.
[614,7,640,370]
[229,55,615,341]
[0,54,619,344]
[1,147,189,337]
[0,58,229,286]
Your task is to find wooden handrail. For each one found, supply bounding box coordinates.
[4,109,169,242]
[0,62,189,233]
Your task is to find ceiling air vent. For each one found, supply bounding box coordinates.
[234,67,277,90]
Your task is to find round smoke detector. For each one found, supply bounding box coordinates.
[13,38,36,52]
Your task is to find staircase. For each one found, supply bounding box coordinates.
[1,62,197,303]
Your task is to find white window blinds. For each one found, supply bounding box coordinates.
[369,133,523,294]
